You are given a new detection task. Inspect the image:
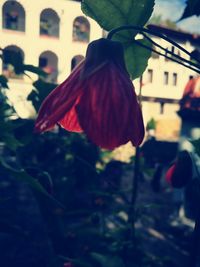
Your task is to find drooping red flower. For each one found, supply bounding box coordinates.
[165,151,193,188]
[165,164,176,185]
[34,38,144,149]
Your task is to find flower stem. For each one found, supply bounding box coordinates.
[107,25,200,74]
[128,76,143,240]
[128,146,140,240]
[189,207,200,267]
[133,38,200,74]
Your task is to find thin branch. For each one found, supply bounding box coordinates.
[142,32,200,70]
[133,39,200,74]
[107,25,200,74]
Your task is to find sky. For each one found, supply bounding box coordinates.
[153,0,200,34]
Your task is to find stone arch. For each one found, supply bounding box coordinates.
[39,50,58,83]
[71,55,84,70]
[73,16,90,42]
[2,0,25,31]
[2,45,24,79]
[40,8,60,37]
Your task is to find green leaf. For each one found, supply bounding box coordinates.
[124,38,152,80]
[11,119,33,145]
[0,119,24,151]
[81,0,155,32]
[0,159,48,195]
[0,75,8,88]
[23,64,47,77]
[28,79,57,112]
[1,133,23,151]
[0,158,65,209]
[81,0,154,79]
[180,0,200,20]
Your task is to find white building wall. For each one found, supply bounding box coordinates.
[0,0,102,81]
[0,0,102,117]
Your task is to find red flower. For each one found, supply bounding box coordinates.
[34,38,144,149]
[165,164,176,185]
[180,76,200,111]
[165,151,193,188]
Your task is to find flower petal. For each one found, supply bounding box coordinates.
[165,164,175,185]
[35,62,84,133]
[76,63,144,149]
[59,96,82,132]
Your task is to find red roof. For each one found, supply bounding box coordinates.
[180,76,200,111]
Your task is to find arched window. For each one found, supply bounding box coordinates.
[71,55,84,70]
[73,16,90,42]
[39,51,58,83]
[2,45,24,79]
[40,9,60,37]
[2,1,25,31]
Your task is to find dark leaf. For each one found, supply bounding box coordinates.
[180,0,200,20]
[23,64,47,77]
[2,49,24,74]
[0,75,8,88]
[28,79,57,112]
[1,133,22,151]
[0,119,24,151]
[0,158,65,209]
[124,38,152,80]
[0,220,27,236]
[91,252,125,267]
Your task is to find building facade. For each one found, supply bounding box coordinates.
[0,0,102,117]
[135,25,200,141]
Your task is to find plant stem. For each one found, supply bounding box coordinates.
[107,25,200,74]
[128,146,140,239]
[133,39,200,74]
[128,76,143,240]
[189,207,200,267]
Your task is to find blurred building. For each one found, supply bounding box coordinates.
[178,76,200,153]
[0,0,200,143]
[135,25,200,141]
[0,0,102,117]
